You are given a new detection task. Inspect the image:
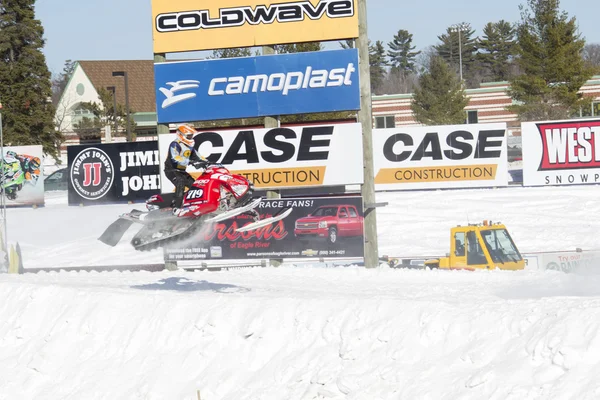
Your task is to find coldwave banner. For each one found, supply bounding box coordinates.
[158,124,364,191]
[522,118,600,186]
[154,49,360,123]
[1,145,44,206]
[163,196,365,261]
[373,123,509,190]
[67,141,161,205]
[151,0,358,53]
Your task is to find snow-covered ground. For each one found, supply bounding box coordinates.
[2,186,600,399]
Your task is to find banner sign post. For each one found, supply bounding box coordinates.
[155,49,360,123]
[163,196,365,261]
[1,145,45,206]
[158,123,364,191]
[373,123,509,190]
[522,118,600,186]
[151,0,359,53]
[67,141,161,205]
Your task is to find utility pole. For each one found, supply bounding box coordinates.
[357,0,379,268]
[262,45,283,267]
[154,53,171,135]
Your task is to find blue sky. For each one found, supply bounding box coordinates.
[36,0,600,75]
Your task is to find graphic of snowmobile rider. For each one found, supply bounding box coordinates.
[6,151,41,186]
[164,124,208,210]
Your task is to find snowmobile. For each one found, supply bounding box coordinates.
[99,161,293,251]
[1,156,25,200]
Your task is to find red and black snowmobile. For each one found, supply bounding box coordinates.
[98,162,292,251]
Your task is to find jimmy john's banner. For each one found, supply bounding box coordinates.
[151,0,359,54]
[163,196,365,262]
[1,145,45,206]
[67,141,161,205]
[373,123,509,190]
[522,118,600,186]
[157,124,364,191]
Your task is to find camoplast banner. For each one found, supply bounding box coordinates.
[163,196,365,261]
[158,124,364,191]
[67,141,161,205]
[1,145,44,206]
[522,118,600,186]
[151,0,358,54]
[373,123,509,190]
[155,49,360,123]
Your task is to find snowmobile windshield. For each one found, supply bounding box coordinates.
[481,229,522,263]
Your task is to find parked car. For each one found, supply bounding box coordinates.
[44,168,68,191]
[294,204,364,244]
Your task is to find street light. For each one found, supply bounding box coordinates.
[112,71,132,141]
[450,23,469,83]
[106,86,118,138]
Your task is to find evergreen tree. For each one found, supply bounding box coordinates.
[369,40,387,94]
[275,42,322,53]
[387,29,421,73]
[434,23,478,86]
[210,47,253,59]
[0,0,62,159]
[339,39,355,49]
[508,0,595,121]
[411,57,469,125]
[477,21,517,82]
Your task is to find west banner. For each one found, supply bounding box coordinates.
[373,123,509,190]
[1,145,44,206]
[158,124,364,191]
[67,141,161,205]
[151,0,359,53]
[154,49,360,123]
[522,118,600,186]
[163,196,365,261]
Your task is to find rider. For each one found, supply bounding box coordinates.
[164,124,207,209]
[6,151,41,186]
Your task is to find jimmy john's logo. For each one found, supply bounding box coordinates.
[70,148,114,200]
[536,120,600,170]
[155,0,354,33]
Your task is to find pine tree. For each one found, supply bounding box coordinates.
[387,29,421,73]
[411,57,469,125]
[434,23,478,86]
[210,47,253,59]
[339,39,355,49]
[275,42,322,53]
[0,0,62,159]
[508,0,595,121]
[369,40,387,94]
[477,21,517,82]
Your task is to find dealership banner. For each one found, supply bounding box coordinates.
[67,141,161,205]
[151,0,359,54]
[373,123,509,190]
[522,118,600,186]
[163,196,365,261]
[158,124,363,191]
[1,145,45,206]
[154,49,360,123]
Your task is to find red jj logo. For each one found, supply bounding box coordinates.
[70,148,115,201]
[82,162,102,187]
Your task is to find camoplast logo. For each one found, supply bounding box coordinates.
[537,120,600,170]
[155,0,354,33]
[158,64,356,109]
[70,147,114,200]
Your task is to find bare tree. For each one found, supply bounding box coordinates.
[380,69,418,94]
[583,43,600,70]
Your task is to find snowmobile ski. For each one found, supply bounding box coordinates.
[235,207,293,233]
[205,197,263,223]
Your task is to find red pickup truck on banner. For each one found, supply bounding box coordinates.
[294,204,364,244]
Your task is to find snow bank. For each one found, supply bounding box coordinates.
[3,267,600,400]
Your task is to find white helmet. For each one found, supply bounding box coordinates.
[176,124,196,146]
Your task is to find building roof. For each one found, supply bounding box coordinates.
[77,60,156,113]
